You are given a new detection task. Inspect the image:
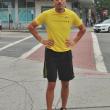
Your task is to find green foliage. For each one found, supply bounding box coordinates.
[95,0,110,15]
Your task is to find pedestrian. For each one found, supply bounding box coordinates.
[0,20,2,31]
[28,0,86,110]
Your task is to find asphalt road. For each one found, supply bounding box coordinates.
[0,32,45,58]
[96,33,110,73]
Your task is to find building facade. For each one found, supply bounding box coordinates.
[0,0,94,29]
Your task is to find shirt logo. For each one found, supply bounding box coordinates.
[64,16,69,18]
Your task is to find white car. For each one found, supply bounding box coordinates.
[93,19,110,33]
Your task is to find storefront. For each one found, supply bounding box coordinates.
[0,0,94,29]
[0,0,35,29]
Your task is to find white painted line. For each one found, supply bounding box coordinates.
[0,35,33,51]
[20,43,43,59]
[91,32,107,72]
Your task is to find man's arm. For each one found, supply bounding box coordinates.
[27,21,43,42]
[66,23,86,47]
[27,21,54,47]
[73,23,86,43]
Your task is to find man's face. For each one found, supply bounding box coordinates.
[53,0,66,10]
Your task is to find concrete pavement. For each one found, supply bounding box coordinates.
[0,56,110,110]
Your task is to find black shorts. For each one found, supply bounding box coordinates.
[43,48,75,82]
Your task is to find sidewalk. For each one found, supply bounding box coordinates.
[0,29,110,110]
[0,56,110,110]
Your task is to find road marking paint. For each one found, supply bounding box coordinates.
[91,32,107,72]
[0,35,33,51]
[20,43,43,59]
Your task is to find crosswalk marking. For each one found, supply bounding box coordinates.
[92,32,107,72]
[20,43,43,59]
[0,35,33,51]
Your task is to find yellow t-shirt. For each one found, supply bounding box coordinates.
[34,8,82,52]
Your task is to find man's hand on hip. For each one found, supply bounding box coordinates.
[41,39,54,48]
[65,39,76,48]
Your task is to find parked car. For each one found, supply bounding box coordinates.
[93,19,110,33]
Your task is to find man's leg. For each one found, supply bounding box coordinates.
[61,81,69,109]
[46,82,56,110]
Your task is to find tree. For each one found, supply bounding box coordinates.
[95,0,110,21]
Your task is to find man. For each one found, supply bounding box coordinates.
[28,0,86,110]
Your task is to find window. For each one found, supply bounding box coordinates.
[0,0,14,8]
[18,0,35,8]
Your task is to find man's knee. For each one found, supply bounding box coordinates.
[47,82,56,91]
[61,81,69,89]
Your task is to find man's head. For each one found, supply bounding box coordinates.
[53,0,66,12]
